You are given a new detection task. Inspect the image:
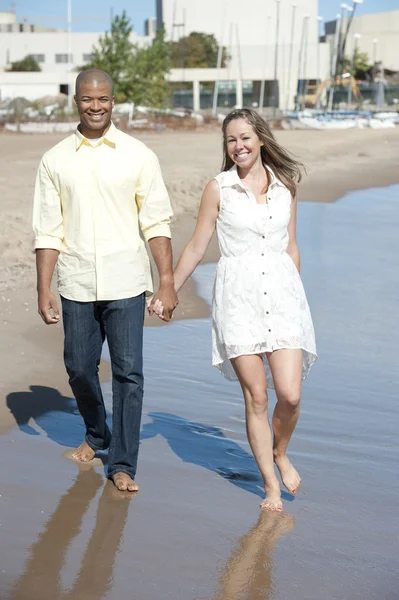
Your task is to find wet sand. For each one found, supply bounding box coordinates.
[1,129,399,599]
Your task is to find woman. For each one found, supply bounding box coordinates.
[152,108,317,511]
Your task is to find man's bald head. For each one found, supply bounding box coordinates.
[75,68,114,98]
[74,68,114,138]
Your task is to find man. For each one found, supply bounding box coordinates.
[33,69,177,492]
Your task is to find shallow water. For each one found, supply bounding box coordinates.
[2,186,398,600]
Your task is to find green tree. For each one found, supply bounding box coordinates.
[132,29,172,106]
[80,12,171,107]
[81,11,136,102]
[8,55,41,72]
[342,50,371,81]
[171,32,229,68]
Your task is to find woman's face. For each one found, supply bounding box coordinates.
[225,118,263,169]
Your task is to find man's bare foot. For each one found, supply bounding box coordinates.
[71,441,96,462]
[111,472,139,493]
[274,453,301,495]
[260,484,283,511]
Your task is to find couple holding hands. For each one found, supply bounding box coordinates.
[33,68,316,511]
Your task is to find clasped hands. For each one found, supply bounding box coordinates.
[147,282,178,322]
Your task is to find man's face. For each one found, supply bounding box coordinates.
[74,79,114,137]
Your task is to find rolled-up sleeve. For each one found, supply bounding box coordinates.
[135,149,173,243]
[33,157,64,251]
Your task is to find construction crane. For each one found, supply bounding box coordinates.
[303,75,360,108]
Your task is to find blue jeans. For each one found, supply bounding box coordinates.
[61,294,145,481]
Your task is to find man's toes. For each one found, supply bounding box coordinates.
[115,479,127,491]
[127,482,139,492]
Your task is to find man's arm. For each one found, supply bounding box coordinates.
[147,237,178,321]
[135,149,176,321]
[36,249,60,324]
[33,157,64,324]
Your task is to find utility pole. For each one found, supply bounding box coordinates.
[272,0,281,116]
[347,33,360,106]
[373,38,378,65]
[327,14,341,111]
[295,14,308,112]
[316,16,323,109]
[212,6,227,118]
[301,14,310,110]
[67,0,73,111]
[259,15,271,113]
[284,4,297,112]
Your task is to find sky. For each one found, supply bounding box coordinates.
[1,0,399,34]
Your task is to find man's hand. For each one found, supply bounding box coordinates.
[149,282,178,322]
[38,289,60,325]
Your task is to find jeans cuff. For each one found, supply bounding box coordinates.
[107,468,136,481]
[85,434,110,452]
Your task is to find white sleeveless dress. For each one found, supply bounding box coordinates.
[212,165,317,387]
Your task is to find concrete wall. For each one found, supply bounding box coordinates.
[0,31,152,73]
[325,10,399,72]
[0,71,72,101]
[158,0,329,108]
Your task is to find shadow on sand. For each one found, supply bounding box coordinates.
[5,390,292,502]
[6,385,111,449]
[141,412,293,501]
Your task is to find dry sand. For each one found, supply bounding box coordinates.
[0,126,398,598]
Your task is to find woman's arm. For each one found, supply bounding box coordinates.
[174,179,220,293]
[286,194,300,272]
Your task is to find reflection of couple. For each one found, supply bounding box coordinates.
[33,67,316,509]
[10,464,294,600]
[11,465,130,600]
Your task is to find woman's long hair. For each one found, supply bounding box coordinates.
[221,108,305,197]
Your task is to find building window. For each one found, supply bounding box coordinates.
[29,54,45,64]
[55,54,73,64]
[82,53,93,63]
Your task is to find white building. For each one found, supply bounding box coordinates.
[0,10,152,102]
[0,3,332,111]
[325,9,399,73]
[157,0,330,110]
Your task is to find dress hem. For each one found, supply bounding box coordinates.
[213,345,317,388]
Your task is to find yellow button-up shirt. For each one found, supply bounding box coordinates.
[33,122,173,301]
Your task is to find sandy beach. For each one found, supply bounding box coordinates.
[1,125,399,599]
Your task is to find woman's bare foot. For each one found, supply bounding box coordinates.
[260,483,283,511]
[111,472,139,493]
[274,453,301,495]
[71,441,96,462]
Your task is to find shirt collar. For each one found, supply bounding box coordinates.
[223,164,284,189]
[75,121,117,151]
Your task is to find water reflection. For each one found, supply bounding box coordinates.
[214,512,295,600]
[10,465,131,600]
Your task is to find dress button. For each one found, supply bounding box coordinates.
[266,311,269,314]
[269,216,272,219]
[261,253,264,256]
[262,272,265,275]
[264,292,267,295]
[262,235,265,239]
[268,329,271,332]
